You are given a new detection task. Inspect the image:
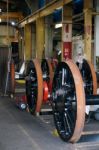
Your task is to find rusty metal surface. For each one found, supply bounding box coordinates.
[33,59,43,113]
[8,60,15,94]
[46,59,53,85]
[0,46,9,94]
[0,46,15,95]
[87,60,97,94]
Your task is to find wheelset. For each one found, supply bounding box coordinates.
[26,58,99,143]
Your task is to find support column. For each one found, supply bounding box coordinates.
[24,24,32,60]
[94,0,99,70]
[18,28,25,61]
[84,0,92,61]
[62,4,72,61]
[36,17,45,59]
[31,23,36,58]
[95,0,99,57]
[45,17,53,58]
[18,30,23,60]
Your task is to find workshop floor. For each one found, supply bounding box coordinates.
[0,96,99,150]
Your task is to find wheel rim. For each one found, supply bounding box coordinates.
[52,60,85,143]
[87,61,97,94]
[10,60,15,94]
[26,59,43,114]
[47,59,53,85]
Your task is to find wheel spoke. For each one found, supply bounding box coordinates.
[64,112,71,133]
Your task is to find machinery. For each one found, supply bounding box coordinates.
[26,58,99,143]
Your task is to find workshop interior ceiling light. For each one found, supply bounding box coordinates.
[55,23,62,29]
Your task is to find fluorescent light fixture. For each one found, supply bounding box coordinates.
[0,18,1,23]
[55,23,62,29]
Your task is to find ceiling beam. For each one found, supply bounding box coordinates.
[0,12,23,20]
[19,0,72,27]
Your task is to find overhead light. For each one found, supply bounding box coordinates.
[56,7,62,10]
[55,23,62,29]
[0,18,2,23]
[11,21,16,26]
[0,8,2,13]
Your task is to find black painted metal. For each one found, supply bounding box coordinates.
[65,94,99,105]
[26,60,37,115]
[86,95,99,105]
[76,59,93,95]
[52,62,77,142]
[41,59,50,82]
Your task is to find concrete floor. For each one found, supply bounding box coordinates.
[0,96,99,150]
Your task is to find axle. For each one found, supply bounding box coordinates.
[86,95,99,105]
[65,94,99,106]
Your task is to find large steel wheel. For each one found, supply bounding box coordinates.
[76,59,97,95]
[52,60,85,143]
[26,59,43,114]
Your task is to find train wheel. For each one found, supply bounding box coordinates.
[26,59,43,114]
[52,60,85,143]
